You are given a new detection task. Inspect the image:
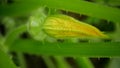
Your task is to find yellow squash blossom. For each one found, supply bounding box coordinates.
[43,14,108,39]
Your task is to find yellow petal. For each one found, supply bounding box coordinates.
[43,14,108,39]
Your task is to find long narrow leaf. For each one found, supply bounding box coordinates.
[10,39,120,57]
[0,47,17,68]
[40,0,120,22]
[0,0,120,22]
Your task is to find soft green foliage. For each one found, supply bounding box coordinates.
[0,1,42,16]
[108,58,120,68]
[0,0,120,68]
[0,47,17,68]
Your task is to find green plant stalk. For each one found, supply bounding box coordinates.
[17,52,27,68]
[10,39,120,57]
[4,24,27,47]
[42,56,56,68]
[0,23,27,68]
[75,57,94,68]
[54,56,71,68]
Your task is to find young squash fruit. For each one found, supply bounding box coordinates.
[42,14,108,39]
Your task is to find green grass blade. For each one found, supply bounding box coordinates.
[10,39,120,57]
[17,52,27,68]
[54,56,71,68]
[75,57,94,68]
[0,1,42,16]
[0,47,17,68]
[40,0,120,22]
[0,0,120,22]
[4,24,27,47]
[42,56,56,68]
